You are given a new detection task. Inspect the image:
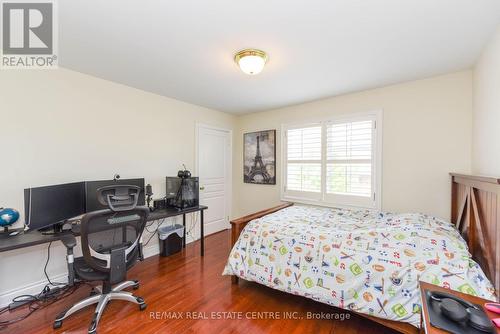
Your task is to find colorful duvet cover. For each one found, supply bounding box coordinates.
[223,205,495,327]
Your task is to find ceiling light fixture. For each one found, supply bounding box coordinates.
[234,49,268,75]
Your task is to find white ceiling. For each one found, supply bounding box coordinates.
[59,1,500,114]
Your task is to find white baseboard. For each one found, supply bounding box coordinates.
[142,243,160,258]
[0,273,68,308]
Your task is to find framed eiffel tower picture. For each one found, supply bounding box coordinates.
[244,129,276,185]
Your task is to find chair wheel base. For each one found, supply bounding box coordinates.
[53,320,62,329]
[140,303,147,311]
[89,318,97,334]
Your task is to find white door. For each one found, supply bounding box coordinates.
[197,124,232,236]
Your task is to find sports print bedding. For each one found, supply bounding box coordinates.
[223,205,496,327]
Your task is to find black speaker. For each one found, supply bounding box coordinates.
[153,198,167,210]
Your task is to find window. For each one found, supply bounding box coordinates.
[286,126,322,194]
[282,111,381,209]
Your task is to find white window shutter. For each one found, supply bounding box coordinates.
[282,112,380,209]
[326,120,372,197]
[285,126,322,197]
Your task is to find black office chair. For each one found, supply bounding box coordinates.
[54,185,149,334]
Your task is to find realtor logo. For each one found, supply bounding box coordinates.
[1,0,57,68]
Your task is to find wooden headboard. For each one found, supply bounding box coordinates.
[451,173,500,299]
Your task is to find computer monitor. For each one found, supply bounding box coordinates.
[24,182,86,231]
[85,178,145,212]
[166,177,199,209]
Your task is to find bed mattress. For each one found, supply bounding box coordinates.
[223,204,496,327]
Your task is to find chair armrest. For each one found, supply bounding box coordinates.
[60,234,77,249]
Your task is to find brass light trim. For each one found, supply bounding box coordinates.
[234,49,268,64]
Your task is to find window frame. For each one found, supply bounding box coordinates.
[281,110,383,210]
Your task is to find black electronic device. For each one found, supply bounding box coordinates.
[85,178,145,212]
[153,198,167,210]
[425,290,495,333]
[24,182,86,233]
[177,164,192,179]
[177,170,191,179]
[166,176,199,209]
[145,184,153,211]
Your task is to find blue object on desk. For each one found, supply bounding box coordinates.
[0,208,19,227]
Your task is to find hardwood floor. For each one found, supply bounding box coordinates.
[3,230,400,334]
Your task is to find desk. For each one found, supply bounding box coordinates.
[0,205,208,256]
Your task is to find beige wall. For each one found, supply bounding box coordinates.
[0,68,236,302]
[473,25,500,176]
[233,71,473,219]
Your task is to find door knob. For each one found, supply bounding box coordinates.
[200,186,205,191]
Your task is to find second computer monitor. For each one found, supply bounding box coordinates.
[24,182,86,231]
[85,178,145,212]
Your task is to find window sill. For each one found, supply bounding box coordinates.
[281,195,380,211]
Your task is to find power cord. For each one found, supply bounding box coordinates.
[44,241,66,287]
[0,283,82,327]
[185,212,199,242]
[0,242,87,328]
[143,218,168,247]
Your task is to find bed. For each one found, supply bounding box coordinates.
[223,173,500,333]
